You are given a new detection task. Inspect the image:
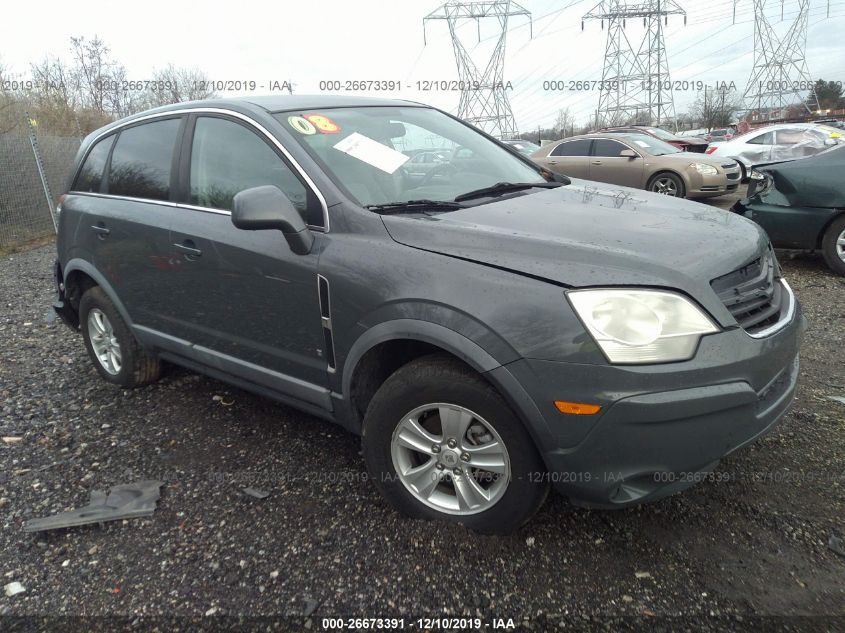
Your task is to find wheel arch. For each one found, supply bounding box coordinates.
[341,320,504,433]
[817,209,845,249]
[341,321,556,474]
[62,258,134,328]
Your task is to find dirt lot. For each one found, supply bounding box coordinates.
[1,200,843,630]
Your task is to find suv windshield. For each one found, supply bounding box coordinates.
[622,133,682,156]
[273,107,549,207]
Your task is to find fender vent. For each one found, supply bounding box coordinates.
[317,275,336,371]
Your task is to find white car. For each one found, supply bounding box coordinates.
[705,122,843,178]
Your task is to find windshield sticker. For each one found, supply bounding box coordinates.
[304,114,340,134]
[633,140,649,148]
[333,132,410,174]
[288,115,317,135]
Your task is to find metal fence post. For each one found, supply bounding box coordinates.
[25,111,58,233]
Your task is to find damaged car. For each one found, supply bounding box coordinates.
[732,144,845,276]
[53,96,804,533]
[706,122,843,179]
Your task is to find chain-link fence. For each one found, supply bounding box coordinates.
[0,130,80,253]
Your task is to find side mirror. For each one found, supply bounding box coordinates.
[232,185,314,255]
[619,149,638,158]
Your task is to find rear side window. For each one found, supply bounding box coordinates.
[746,132,773,145]
[189,116,317,225]
[551,139,591,157]
[592,139,629,157]
[107,118,180,201]
[73,135,115,193]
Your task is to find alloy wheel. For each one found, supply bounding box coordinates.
[390,403,510,515]
[87,308,122,375]
[837,227,845,263]
[651,177,679,196]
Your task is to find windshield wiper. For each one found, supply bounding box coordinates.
[365,199,466,214]
[454,181,564,203]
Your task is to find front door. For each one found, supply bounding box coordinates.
[587,138,644,188]
[739,131,774,165]
[167,114,328,394]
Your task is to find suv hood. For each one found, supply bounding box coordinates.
[382,180,768,325]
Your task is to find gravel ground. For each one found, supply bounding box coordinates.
[1,225,843,631]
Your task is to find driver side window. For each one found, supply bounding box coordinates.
[189,116,322,227]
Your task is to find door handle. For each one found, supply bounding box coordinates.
[90,224,110,239]
[173,241,202,259]
[591,160,602,165]
[547,160,558,164]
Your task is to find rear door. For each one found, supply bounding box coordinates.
[167,114,328,395]
[738,130,774,164]
[69,116,184,332]
[587,138,644,187]
[539,139,592,178]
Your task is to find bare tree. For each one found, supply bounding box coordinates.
[70,36,119,114]
[554,107,575,138]
[692,86,743,131]
[143,65,217,108]
[28,56,76,111]
[0,60,18,134]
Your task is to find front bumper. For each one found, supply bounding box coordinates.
[496,298,805,508]
[686,165,742,198]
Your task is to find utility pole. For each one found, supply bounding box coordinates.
[583,0,686,128]
[424,1,532,139]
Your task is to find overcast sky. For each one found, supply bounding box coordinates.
[3,0,844,131]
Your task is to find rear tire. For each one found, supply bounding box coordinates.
[820,214,845,276]
[648,172,686,198]
[79,287,161,387]
[362,354,549,534]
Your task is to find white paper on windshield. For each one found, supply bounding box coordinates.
[633,140,649,148]
[333,132,410,174]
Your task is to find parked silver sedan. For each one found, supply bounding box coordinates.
[705,123,844,178]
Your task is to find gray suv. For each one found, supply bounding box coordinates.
[53,96,804,533]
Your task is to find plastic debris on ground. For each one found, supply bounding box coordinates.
[23,480,164,533]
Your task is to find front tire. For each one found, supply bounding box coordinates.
[362,355,549,534]
[648,172,685,198]
[821,214,845,276]
[79,287,161,387]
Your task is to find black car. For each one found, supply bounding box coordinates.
[53,96,803,533]
[732,145,845,276]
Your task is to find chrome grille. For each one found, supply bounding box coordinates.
[711,251,786,334]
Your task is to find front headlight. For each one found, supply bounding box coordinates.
[689,162,718,176]
[748,170,773,197]
[568,289,719,364]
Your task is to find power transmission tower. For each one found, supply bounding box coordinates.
[743,0,819,121]
[424,1,531,139]
[583,0,686,128]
